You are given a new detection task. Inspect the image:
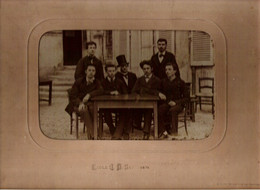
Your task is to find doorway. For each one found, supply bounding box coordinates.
[63,30,82,65]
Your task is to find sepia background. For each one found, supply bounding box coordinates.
[39,30,215,140]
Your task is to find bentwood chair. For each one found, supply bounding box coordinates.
[196,77,214,118]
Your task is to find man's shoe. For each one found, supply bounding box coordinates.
[159,131,168,140]
[111,136,121,140]
[143,133,150,140]
[123,133,130,140]
[109,127,116,135]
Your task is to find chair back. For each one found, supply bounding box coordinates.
[67,88,73,102]
[198,77,214,94]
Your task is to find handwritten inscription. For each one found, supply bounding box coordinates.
[91,163,150,171]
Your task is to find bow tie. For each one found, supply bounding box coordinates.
[159,54,164,58]
[123,75,128,79]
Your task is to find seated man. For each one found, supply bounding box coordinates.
[102,64,130,140]
[132,60,161,140]
[115,55,138,133]
[115,55,137,94]
[158,62,189,138]
[65,64,103,139]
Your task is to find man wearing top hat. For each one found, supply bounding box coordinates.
[74,41,104,81]
[132,60,161,140]
[151,38,180,79]
[115,55,138,136]
[115,55,137,94]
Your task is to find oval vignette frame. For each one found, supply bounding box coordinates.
[28,18,227,153]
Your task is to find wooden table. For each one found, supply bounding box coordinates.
[92,94,160,140]
[39,80,52,105]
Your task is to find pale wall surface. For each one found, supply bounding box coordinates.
[39,32,63,78]
[0,0,259,189]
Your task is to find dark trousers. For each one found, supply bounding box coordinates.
[158,103,183,134]
[103,109,117,134]
[77,102,94,138]
[134,109,153,134]
[104,109,131,139]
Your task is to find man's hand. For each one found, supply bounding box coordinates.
[159,92,166,100]
[110,90,119,95]
[83,94,91,103]
[78,102,85,111]
[168,101,176,107]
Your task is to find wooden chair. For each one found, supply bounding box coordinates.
[67,88,86,139]
[196,77,214,118]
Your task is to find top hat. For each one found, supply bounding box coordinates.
[116,55,129,67]
[140,60,152,69]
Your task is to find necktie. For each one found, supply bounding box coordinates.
[159,54,164,58]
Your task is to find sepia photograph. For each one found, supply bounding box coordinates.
[39,30,215,141]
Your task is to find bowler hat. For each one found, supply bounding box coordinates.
[140,60,152,69]
[116,55,128,67]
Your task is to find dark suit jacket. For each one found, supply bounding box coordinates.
[115,72,137,94]
[74,55,104,81]
[101,77,128,95]
[65,77,103,115]
[160,77,189,106]
[151,51,180,79]
[132,75,161,96]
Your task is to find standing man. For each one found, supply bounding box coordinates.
[158,62,189,138]
[65,64,104,139]
[132,60,161,140]
[115,55,137,94]
[151,38,180,79]
[74,41,104,81]
[102,64,130,140]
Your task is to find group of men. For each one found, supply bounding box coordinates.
[65,38,189,140]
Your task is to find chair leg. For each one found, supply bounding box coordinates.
[184,110,188,136]
[83,123,86,133]
[98,112,103,139]
[212,97,215,119]
[76,114,79,139]
[199,97,202,110]
[70,115,73,134]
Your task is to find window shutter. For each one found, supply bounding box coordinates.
[119,31,127,56]
[191,31,213,66]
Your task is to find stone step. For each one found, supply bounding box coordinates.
[55,70,75,76]
[49,75,75,81]
[39,90,68,98]
[63,65,77,70]
[52,80,74,86]
[39,85,70,92]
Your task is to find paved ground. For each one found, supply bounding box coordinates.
[39,97,214,140]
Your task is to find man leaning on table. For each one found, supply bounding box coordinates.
[65,63,103,140]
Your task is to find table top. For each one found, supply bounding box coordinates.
[92,94,160,101]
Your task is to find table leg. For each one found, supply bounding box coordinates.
[49,81,52,105]
[93,102,98,140]
[153,101,158,139]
